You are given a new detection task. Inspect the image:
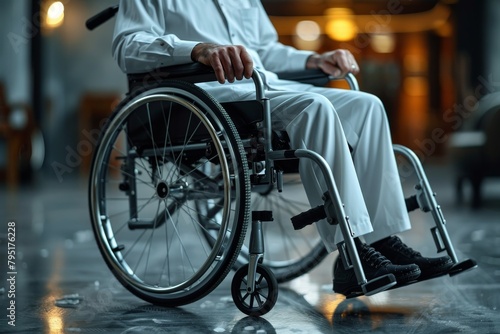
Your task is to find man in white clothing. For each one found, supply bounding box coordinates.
[112,0,453,296]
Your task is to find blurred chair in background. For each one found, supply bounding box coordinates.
[79,92,121,176]
[0,83,36,187]
[449,92,500,208]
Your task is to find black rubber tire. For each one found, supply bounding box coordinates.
[89,80,250,306]
[231,264,279,316]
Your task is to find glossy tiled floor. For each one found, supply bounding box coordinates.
[1,162,499,333]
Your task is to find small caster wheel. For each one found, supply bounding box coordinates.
[231,264,278,316]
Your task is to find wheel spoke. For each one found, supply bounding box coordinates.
[90,84,249,306]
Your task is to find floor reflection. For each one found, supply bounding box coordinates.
[331,298,413,333]
[1,164,499,333]
[232,317,276,334]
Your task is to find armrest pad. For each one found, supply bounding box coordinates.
[127,65,358,92]
[276,70,358,90]
[276,69,330,86]
[127,63,218,91]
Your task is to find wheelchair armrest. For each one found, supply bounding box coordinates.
[276,69,330,86]
[276,69,359,91]
[86,5,119,30]
[128,62,266,100]
[127,63,219,91]
[128,64,358,92]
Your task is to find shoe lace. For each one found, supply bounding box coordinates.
[389,236,422,258]
[360,244,391,268]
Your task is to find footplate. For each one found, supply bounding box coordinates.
[449,259,478,277]
[343,274,397,299]
[362,274,397,296]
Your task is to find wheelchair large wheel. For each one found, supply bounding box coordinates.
[88,81,250,306]
[243,174,328,282]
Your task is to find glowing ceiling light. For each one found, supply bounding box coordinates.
[295,20,321,41]
[371,33,396,53]
[46,1,65,28]
[325,8,358,41]
[294,20,322,50]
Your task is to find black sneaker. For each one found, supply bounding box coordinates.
[333,242,421,297]
[371,236,453,280]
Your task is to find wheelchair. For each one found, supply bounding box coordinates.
[86,6,477,316]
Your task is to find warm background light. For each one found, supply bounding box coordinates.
[371,33,396,53]
[324,8,358,41]
[404,77,429,96]
[293,20,322,50]
[295,20,321,41]
[46,1,65,28]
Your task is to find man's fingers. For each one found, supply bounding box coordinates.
[220,51,236,83]
[319,49,359,76]
[240,48,254,79]
[226,47,243,82]
[192,43,253,83]
[346,53,359,74]
[225,46,253,81]
[335,52,351,73]
[337,50,359,74]
[209,57,227,84]
[321,63,342,77]
[333,50,357,74]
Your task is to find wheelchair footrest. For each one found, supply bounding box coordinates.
[362,273,397,296]
[449,258,478,277]
[344,274,397,299]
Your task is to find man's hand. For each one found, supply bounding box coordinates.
[306,49,359,77]
[191,43,254,84]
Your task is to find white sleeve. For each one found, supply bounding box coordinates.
[255,2,314,73]
[112,0,200,73]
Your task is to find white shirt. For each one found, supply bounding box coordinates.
[112,0,314,99]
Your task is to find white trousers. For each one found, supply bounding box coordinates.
[264,81,412,252]
[208,79,412,253]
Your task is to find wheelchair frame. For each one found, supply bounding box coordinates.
[86,6,476,316]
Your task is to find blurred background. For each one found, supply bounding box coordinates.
[0,1,499,332]
[0,0,499,206]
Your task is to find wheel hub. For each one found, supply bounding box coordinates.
[156,181,169,199]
